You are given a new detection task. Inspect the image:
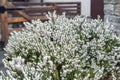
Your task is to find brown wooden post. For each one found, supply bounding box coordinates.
[91,0,104,19]
[1,0,9,45]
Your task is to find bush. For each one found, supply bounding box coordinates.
[1,12,120,80]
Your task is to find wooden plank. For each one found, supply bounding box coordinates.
[7,16,48,23]
[57,6,78,8]
[12,2,54,6]
[8,6,56,15]
[12,2,80,6]
[7,17,28,23]
[58,9,77,11]
[23,6,56,12]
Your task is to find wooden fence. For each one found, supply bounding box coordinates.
[0,0,81,45]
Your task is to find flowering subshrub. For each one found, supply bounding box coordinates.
[1,12,120,80]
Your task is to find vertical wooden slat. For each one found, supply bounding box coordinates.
[77,3,81,15]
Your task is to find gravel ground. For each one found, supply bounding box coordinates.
[0,50,6,74]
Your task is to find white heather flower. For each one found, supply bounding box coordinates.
[15,64,22,71]
[48,61,53,69]
[1,12,120,80]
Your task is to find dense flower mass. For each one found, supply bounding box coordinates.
[0,12,120,80]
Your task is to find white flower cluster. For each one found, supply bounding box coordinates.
[1,12,120,80]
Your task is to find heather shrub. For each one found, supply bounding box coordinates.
[0,12,120,80]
